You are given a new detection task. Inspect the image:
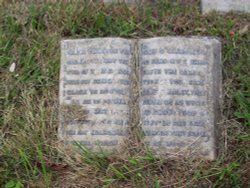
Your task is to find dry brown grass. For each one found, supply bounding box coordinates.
[0,0,249,187]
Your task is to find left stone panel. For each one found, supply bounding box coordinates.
[59,38,133,151]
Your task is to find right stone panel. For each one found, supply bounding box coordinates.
[139,37,222,160]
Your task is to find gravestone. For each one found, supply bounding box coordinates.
[202,0,250,14]
[59,37,222,160]
[139,37,222,160]
[59,38,133,151]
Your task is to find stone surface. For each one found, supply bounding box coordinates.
[139,37,222,160]
[202,0,250,14]
[59,38,134,151]
[59,37,222,160]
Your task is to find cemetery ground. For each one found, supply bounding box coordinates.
[0,1,249,187]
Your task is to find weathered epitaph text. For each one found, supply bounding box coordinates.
[59,37,221,160]
[59,38,133,150]
[139,37,221,160]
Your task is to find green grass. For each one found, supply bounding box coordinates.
[0,0,250,187]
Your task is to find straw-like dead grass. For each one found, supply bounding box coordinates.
[0,0,249,187]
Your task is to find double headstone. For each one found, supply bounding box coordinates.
[59,37,222,160]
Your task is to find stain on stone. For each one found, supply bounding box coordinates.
[60,103,89,123]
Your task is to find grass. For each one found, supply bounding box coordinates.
[0,0,249,187]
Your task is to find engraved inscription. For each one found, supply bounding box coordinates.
[139,37,221,160]
[60,37,221,160]
[59,38,133,150]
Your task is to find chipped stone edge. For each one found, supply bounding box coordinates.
[210,38,222,160]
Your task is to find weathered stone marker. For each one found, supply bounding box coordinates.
[202,0,250,14]
[59,37,222,160]
[59,38,133,151]
[139,37,221,160]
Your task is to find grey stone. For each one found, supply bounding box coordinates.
[59,37,222,160]
[202,0,250,14]
[139,37,222,160]
[59,38,134,151]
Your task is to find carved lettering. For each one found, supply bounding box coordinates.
[60,38,132,150]
[139,37,221,160]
